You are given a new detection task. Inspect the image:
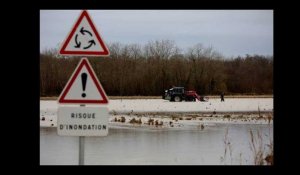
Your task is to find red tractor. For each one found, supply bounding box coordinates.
[162,87,209,102]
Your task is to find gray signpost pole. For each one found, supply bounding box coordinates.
[79,136,85,165]
[79,104,85,165]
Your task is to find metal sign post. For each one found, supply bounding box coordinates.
[79,104,85,165]
[79,136,85,165]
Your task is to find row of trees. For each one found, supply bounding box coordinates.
[40,40,273,96]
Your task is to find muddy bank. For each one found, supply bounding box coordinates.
[109,113,273,129]
[41,111,273,128]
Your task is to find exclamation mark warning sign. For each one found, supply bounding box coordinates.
[57,57,109,104]
[81,73,87,98]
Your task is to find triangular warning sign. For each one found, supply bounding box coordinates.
[59,10,110,56]
[58,58,109,104]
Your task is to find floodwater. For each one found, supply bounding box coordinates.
[40,124,273,165]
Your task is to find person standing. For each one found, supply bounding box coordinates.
[221,92,225,102]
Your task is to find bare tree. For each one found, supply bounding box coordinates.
[108,42,122,59]
[144,40,180,59]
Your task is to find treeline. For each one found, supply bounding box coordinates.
[40,40,273,96]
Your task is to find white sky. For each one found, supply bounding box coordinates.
[40,10,273,57]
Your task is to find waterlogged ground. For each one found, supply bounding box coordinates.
[40,124,273,165]
[40,98,273,127]
[40,98,273,165]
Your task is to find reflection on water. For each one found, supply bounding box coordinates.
[40,128,79,165]
[40,124,273,165]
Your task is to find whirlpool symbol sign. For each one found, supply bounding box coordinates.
[74,27,96,49]
[59,10,110,56]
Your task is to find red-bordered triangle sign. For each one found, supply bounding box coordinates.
[59,10,110,56]
[58,57,109,104]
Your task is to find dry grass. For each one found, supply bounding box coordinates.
[220,126,273,165]
[249,127,273,165]
[237,115,243,119]
[267,114,273,124]
[129,118,142,124]
[221,127,233,165]
[224,114,231,118]
[148,118,154,125]
[249,129,264,165]
[120,116,126,123]
[154,120,163,126]
[265,125,274,165]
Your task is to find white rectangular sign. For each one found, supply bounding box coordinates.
[57,106,109,136]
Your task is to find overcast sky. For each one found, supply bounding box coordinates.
[40,10,273,57]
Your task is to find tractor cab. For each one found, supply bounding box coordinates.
[163,86,208,102]
[163,87,185,102]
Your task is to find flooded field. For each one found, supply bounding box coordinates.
[40,123,273,165]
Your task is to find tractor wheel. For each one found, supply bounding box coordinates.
[174,96,181,102]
